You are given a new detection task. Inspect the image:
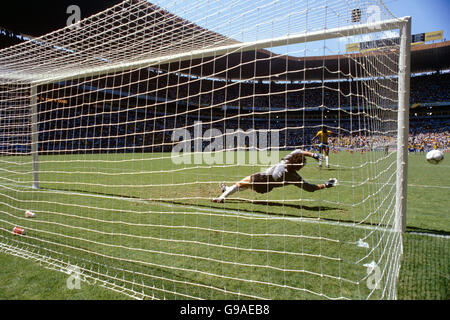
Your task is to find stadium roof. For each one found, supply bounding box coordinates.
[0,0,240,84]
[156,41,450,82]
[408,41,450,75]
[0,0,448,84]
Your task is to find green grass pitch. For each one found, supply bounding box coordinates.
[0,151,448,299]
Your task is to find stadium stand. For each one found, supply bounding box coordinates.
[23,71,447,155]
[1,25,449,155]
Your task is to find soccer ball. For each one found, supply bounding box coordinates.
[426,149,444,164]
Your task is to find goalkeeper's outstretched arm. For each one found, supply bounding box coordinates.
[297,178,338,192]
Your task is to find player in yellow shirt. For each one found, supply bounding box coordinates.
[312,126,334,168]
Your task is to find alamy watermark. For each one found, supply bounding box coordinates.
[171,121,280,166]
[66,265,81,290]
[364,262,382,290]
[367,5,382,30]
[66,5,81,30]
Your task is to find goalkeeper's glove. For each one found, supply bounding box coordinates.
[325,178,338,188]
[312,153,323,161]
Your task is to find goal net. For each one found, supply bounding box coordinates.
[0,0,410,299]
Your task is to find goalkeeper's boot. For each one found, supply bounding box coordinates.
[211,198,224,203]
[325,178,338,188]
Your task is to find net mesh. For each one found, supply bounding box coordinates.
[0,0,406,299]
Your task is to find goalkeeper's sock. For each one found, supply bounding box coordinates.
[218,185,239,201]
[220,183,227,193]
[325,156,329,167]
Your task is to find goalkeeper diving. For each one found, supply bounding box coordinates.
[211,149,338,203]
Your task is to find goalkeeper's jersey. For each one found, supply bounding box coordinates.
[263,150,305,181]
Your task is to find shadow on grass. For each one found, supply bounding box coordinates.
[166,198,347,221]
[226,199,337,212]
[405,226,450,237]
[38,186,396,232]
[315,168,340,172]
[39,185,351,222]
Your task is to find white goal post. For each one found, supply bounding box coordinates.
[396,18,412,234]
[0,0,411,300]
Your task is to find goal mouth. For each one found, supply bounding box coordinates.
[0,0,411,300]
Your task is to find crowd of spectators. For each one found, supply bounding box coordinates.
[408,119,450,152]
[410,74,450,104]
[33,104,413,154]
[140,71,450,111]
[1,73,448,155]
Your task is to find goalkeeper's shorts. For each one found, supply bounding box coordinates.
[250,172,303,194]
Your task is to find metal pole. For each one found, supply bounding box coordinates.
[396,17,411,233]
[31,85,39,189]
